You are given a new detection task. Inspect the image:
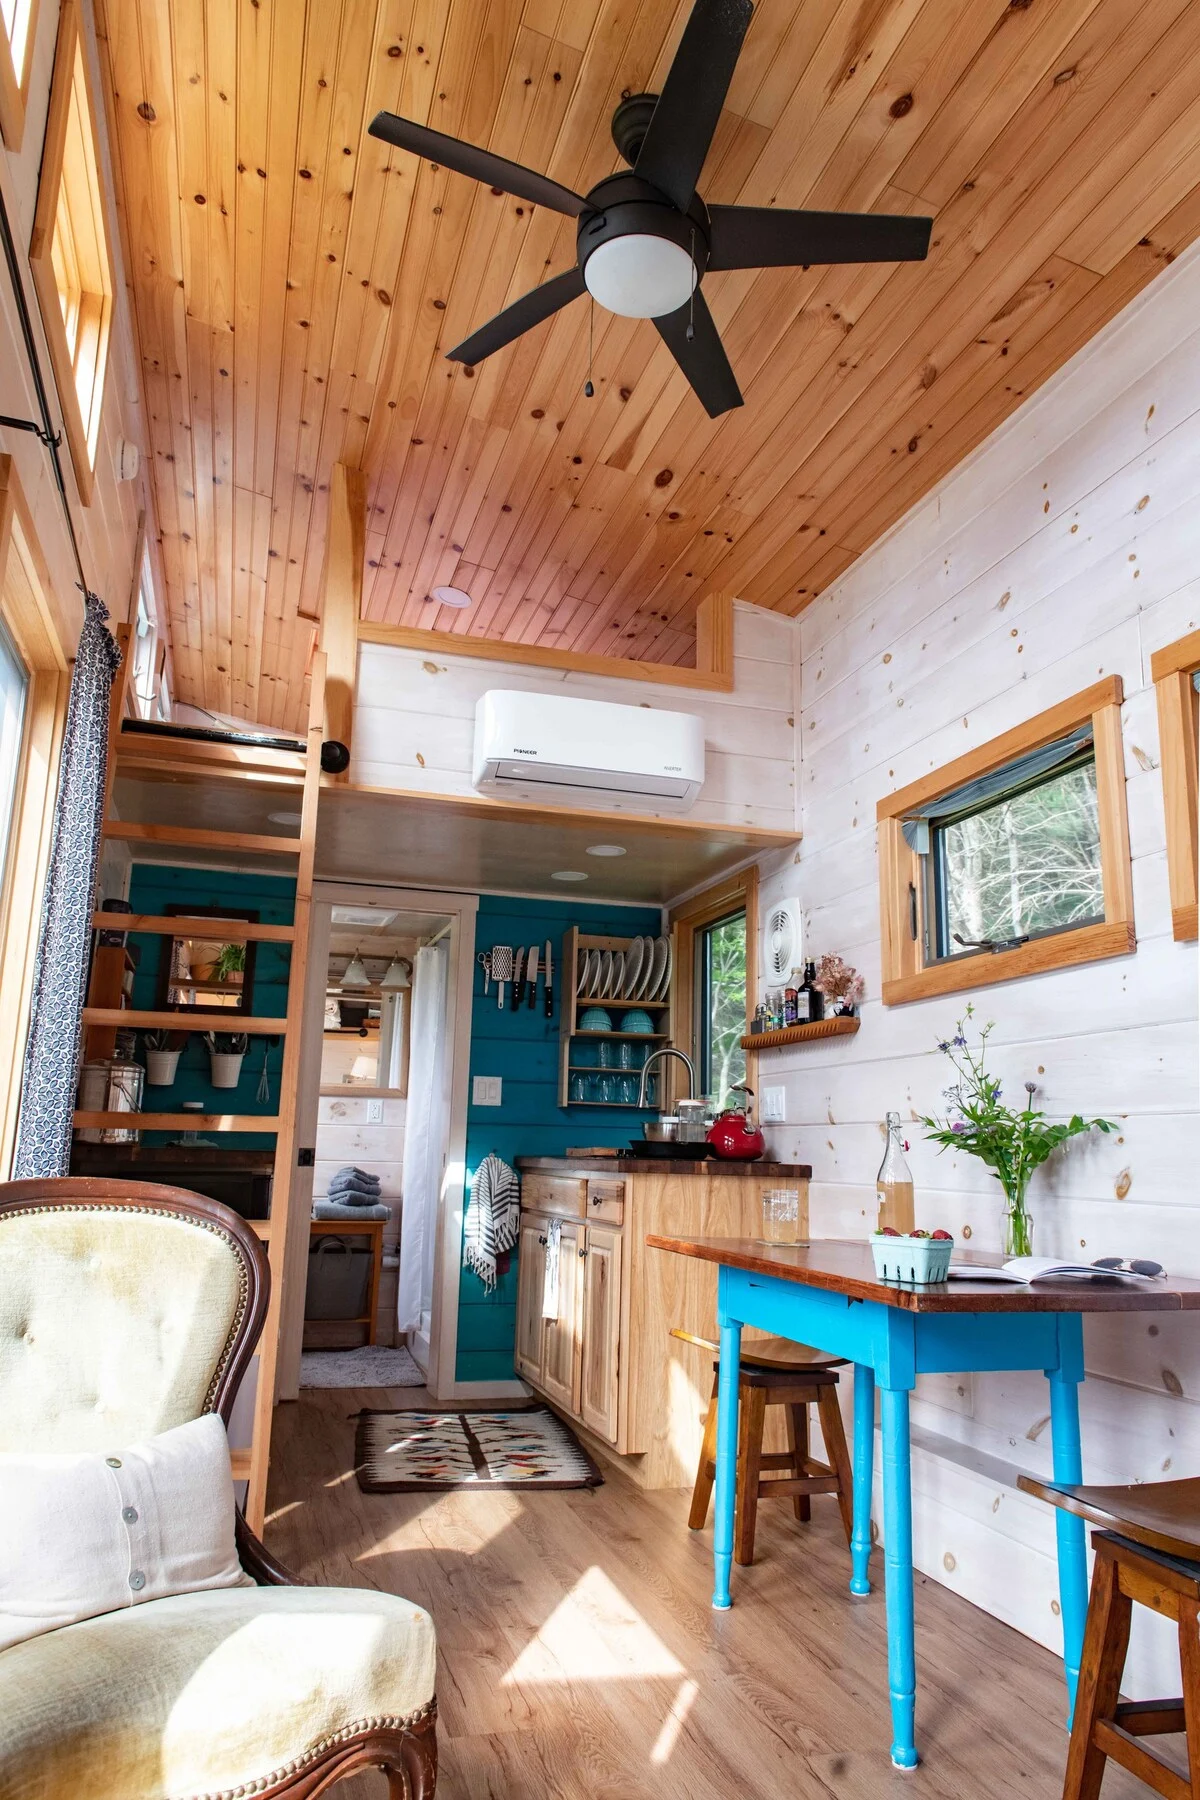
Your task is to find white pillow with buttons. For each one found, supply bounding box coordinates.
[0,1413,253,1650]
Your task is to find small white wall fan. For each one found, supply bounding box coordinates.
[760,898,802,987]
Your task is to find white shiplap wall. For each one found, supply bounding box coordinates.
[759,242,1200,1695]
[352,600,798,832]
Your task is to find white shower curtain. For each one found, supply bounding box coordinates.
[397,942,449,1341]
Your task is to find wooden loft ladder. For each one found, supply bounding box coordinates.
[80,648,326,1532]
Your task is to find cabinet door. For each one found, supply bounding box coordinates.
[580,1224,623,1444]
[514,1217,548,1383]
[539,1218,583,1415]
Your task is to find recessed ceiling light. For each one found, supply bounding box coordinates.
[429,585,472,608]
[586,844,627,857]
[551,870,588,882]
[267,810,302,826]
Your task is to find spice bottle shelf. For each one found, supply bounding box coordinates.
[741,1017,859,1051]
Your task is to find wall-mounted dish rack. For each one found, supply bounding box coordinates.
[558,925,673,1109]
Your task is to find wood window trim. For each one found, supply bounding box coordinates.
[28,0,115,506]
[669,864,758,1105]
[876,677,1134,1006]
[0,456,70,1174]
[0,0,39,151]
[1150,629,1200,943]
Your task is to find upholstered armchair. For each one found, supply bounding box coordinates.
[0,1178,437,1799]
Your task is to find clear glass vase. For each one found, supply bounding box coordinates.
[1002,1191,1034,1258]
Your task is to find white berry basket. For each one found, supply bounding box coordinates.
[871,1233,954,1286]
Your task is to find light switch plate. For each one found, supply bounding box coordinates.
[473,1075,502,1107]
[366,1098,384,1124]
[761,1085,786,1124]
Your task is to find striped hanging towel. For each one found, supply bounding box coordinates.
[463,1154,521,1292]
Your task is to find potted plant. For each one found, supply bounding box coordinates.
[143,1029,189,1086]
[212,941,245,986]
[811,952,866,1018]
[205,1031,249,1089]
[919,1007,1114,1257]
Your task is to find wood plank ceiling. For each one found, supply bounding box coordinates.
[98,0,1200,731]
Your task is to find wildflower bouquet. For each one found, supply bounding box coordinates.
[919,1006,1114,1257]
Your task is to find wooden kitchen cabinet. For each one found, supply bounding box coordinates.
[579,1224,621,1443]
[514,1215,548,1384]
[515,1157,813,1486]
[539,1217,584,1415]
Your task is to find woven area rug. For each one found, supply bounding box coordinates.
[356,1406,604,1492]
[300,1346,424,1389]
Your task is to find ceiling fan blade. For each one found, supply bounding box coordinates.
[654,288,742,418]
[368,111,586,218]
[446,266,586,365]
[635,0,753,213]
[706,205,933,271]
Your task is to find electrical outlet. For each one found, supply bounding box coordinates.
[472,1075,502,1107]
[761,1086,786,1124]
[366,1098,384,1124]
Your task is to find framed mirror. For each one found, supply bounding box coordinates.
[156,904,259,1014]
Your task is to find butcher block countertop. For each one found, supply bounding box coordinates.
[514,1156,813,1178]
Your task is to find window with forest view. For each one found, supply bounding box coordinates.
[934,754,1104,958]
[697,910,746,1106]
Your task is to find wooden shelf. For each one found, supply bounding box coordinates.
[576,994,670,1008]
[94,914,297,942]
[572,1029,669,1040]
[103,821,302,857]
[73,1111,280,1133]
[83,1007,287,1033]
[741,1017,860,1051]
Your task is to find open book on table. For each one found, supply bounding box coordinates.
[947,1255,1165,1285]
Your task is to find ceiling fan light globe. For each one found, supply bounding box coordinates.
[582,233,696,319]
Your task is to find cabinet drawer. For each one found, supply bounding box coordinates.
[521,1173,587,1219]
[584,1179,625,1227]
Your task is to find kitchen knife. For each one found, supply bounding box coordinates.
[526,944,539,1007]
[544,938,553,1018]
[512,946,526,1007]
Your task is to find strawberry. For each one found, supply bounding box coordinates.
[878,1225,901,1237]
[930,1229,953,1241]
[908,1228,930,1239]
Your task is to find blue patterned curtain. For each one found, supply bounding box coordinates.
[14,596,121,1177]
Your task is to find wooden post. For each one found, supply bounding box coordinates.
[319,464,365,783]
[695,592,733,684]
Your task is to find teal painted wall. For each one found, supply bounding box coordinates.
[125,865,296,1147]
[457,893,661,1383]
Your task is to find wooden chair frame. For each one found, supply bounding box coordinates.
[0,1177,437,1798]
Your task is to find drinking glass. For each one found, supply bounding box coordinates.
[761,1188,802,1244]
[617,1039,635,1070]
[569,1074,587,1103]
[596,1073,616,1105]
[597,1040,616,1069]
[618,1073,637,1104]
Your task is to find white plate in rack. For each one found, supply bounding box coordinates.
[610,951,625,998]
[657,935,674,1000]
[647,936,668,1000]
[597,950,612,998]
[576,948,588,995]
[622,936,644,998]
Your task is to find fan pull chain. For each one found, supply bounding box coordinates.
[687,229,696,342]
[584,297,595,397]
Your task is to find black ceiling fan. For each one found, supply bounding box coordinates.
[368,0,932,418]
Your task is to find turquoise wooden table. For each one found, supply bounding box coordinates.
[647,1234,1200,1771]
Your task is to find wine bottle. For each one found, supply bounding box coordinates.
[801,960,824,1022]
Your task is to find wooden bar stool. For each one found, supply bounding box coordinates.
[672,1328,854,1567]
[1019,1472,1200,1800]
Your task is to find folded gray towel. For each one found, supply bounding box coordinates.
[313,1199,391,1222]
[329,1169,381,1192]
[331,1166,380,1187]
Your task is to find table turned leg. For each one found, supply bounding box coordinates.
[880,1384,918,1770]
[851,1362,876,1596]
[1049,1315,1088,1724]
[712,1315,742,1611]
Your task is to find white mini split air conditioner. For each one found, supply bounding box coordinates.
[472,689,705,811]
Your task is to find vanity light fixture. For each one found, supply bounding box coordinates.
[341,953,370,988]
[380,956,412,990]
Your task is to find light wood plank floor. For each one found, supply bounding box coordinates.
[267,1388,1150,1799]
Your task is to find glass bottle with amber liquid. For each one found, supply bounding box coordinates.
[876,1111,915,1233]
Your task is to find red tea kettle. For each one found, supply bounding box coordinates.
[706,1085,765,1161]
